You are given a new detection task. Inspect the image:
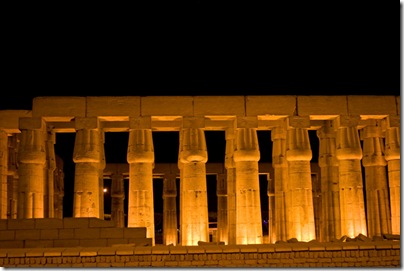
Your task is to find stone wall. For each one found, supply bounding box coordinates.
[0,241,399,268]
[0,218,151,248]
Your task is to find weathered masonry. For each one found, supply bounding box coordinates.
[0,96,400,247]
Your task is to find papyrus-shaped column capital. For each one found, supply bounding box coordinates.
[271,124,288,167]
[127,129,154,163]
[286,126,312,162]
[335,117,362,161]
[225,128,236,169]
[385,126,400,161]
[317,120,338,167]
[73,117,101,163]
[233,128,260,162]
[361,123,387,167]
[179,127,207,163]
[18,118,46,164]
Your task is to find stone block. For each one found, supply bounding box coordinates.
[127,238,152,246]
[194,96,245,116]
[32,96,86,118]
[141,96,193,116]
[54,239,80,248]
[87,96,140,117]
[25,240,54,248]
[40,229,59,239]
[74,228,100,239]
[298,96,348,117]
[15,229,40,240]
[61,248,81,256]
[8,219,35,229]
[63,218,89,228]
[348,95,397,116]
[0,110,32,133]
[123,227,147,238]
[0,230,15,240]
[58,229,74,239]
[79,239,107,247]
[107,238,129,246]
[0,240,23,248]
[246,95,296,116]
[100,228,124,239]
[88,218,115,228]
[35,218,64,229]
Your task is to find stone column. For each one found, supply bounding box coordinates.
[233,127,263,244]
[44,130,56,218]
[0,130,8,219]
[7,134,19,219]
[162,173,177,246]
[178,118,209,246]
[225,127,237,245]
[17,118,46,218]
[127,125,155,244]
[285,118,316,241]
[267,175,275,244]
[317,120,341,242]
[384,123,400,235]
[98,133,106,220]
[271,123,288,242]
[111,172,125,228]
[335,117,367,238]
[73,117,102,218]
[362,122,391,238]
[216,173,228,244]
[54,156,64,219]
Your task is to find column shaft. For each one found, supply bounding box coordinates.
[0,131,8,219]
[111,173,125,228]
[225,128,237,245]
[127,129,155,244]
[73,127,102,218]
[317,122,341,241]
[271,125,288,242]
[384,126,400,235]
[179,127,209,246]
[336,125,367,237]
[285,127,316,241]
[17,125,46,219]
[163,174,177,245]
[362,124,391,237]
[233,128,263,244]
[216,173,228,244]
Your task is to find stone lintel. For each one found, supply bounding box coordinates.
[288,116,311,128]
[19,117,45,130]
[75,117,99,130]
[237,117,258,128]
[129,116,152,130]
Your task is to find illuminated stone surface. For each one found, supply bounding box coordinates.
[0,95,398,252]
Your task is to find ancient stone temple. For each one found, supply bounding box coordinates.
[0,95,400,268]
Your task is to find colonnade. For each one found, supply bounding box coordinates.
[0,96,400,246]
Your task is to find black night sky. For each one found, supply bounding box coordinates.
[1,4,399,227]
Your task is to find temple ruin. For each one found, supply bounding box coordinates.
[0,95,400,267]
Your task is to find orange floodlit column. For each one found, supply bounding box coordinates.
[271,123,289,242]
[384,124,400,235]
[7,134,19,219]
[233,127,263,244]
[111,172,125,228]
[127,125,155,244]
[361,122,391,238]
[178,120,209,246]
[54,156,64,219]
[162,173,178,246]
[0,130,8,219]
[216,173,228,244]
[73,117,102,218]
[98,139,106,220]
[44,131,56,218]
[285,119,316,242]
[17,118,46,218]
[317,121,341,241]
[225,128,237,245]
[335,117,367,238]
